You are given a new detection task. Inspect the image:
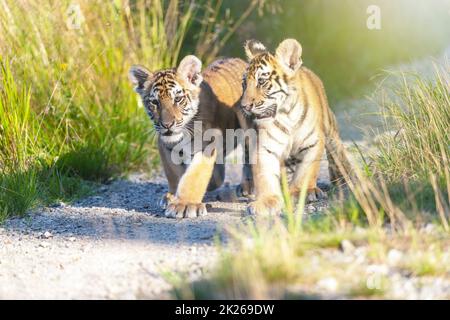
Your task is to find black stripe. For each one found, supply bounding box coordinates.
[273,77,289,96]
[298,141,318,154]
[294,106,308,131]
[268,88,288,98]
[273,119,290,135]
[262,145,279,158]
[301,128,315,143]
[278,94,299,116]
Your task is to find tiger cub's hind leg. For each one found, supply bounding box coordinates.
[238,162,254,197]
[236,141,254,198]
[235,112,255,198]
[207,162,225,191]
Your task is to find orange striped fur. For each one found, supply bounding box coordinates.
[129,56,252,218]
[241,39,352,215]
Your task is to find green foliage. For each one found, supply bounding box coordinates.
[374,68,450,182]
[0,170,38,221]
[223,0,450,102]
[0,0,270,218]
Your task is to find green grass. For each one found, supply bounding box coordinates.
[374,68,450,182]
[0,59,93,219]
[0,0,268,220]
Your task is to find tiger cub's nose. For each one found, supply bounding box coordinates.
[161,120,175,130]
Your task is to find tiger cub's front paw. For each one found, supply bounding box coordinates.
[164,199,208,219]
[306,187,327,203]
[246,195,282,216]
[290,186,327,204]
[159,192,176,209]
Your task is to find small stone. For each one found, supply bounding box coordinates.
[339,239,355,253]
[57,201,67,208]
[387,249,403,266]
[43,231,53,239]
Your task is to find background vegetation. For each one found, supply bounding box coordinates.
[1,0,449,299]
[1,0,449,220]
[0,0,272,219]
[222,0,450,102]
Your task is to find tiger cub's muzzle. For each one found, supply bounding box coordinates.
[241,101,278,120]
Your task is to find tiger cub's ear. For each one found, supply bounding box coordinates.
[244,39,267,60]
[128,65,153,94]
[177,55,203,87]
[275,39,303,76]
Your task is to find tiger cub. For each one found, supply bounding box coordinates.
[129,55,253,218]
[241,39,352,215]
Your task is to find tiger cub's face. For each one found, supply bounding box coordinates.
[129,55,203,147]
[241,39,303,124]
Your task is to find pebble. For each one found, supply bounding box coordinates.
[43,231,53,239]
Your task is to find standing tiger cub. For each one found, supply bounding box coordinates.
[129,55,252,218]
[241,39,352,215]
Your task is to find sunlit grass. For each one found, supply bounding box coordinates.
[174,66,450,299]
[0,0,267,219]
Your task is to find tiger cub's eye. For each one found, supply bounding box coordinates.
[258,78,267,85]
[146,96,158,106]
[174,96,182,103]
[258,72,270,85]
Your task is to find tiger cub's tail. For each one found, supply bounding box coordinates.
[325,128,354,186]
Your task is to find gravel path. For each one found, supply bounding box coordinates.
[0,170,243,299]
[1,164,448,300]
[0,159,330,299]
